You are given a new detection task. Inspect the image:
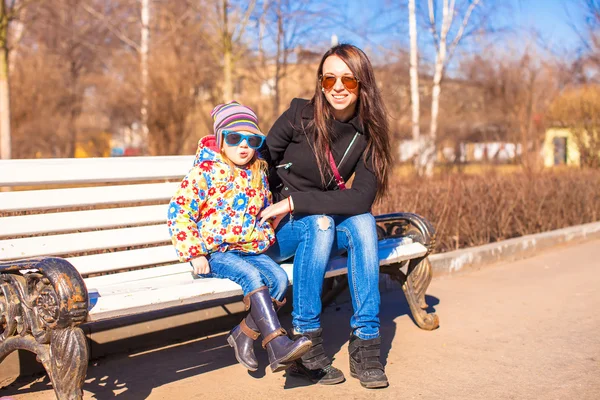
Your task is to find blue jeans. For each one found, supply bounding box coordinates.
[267,213,380,340]
[198,252,289,301]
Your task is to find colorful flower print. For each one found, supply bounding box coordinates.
[168,204,180,219]
[189,246,200,256]
[232,193,247,211]
[199,161,212,172]
[222,214,232,227]
[176,231,187,241]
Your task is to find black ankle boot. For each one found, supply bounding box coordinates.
[227,314,260,371]
[248,287,312,372]
[288,328,345,385]
[348,334,388,389]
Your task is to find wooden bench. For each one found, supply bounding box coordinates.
[0,156,439,399]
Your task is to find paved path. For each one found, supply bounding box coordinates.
[2,240,599,400]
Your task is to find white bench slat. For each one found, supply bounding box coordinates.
[0,224,168,260]
[0,205,168,238]
[86,240,428,321]
[0,156,194,186]
[0,182,178,212]
[378,239,429,265]
[83,239,425,295]
[69,246,178,276]
[84,262,191,292]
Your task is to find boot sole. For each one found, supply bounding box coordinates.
[287,368,346,385]
[227,334,258,372]
[269,340,312,373]
[350,371,389,389]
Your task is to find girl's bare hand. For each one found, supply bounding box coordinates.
[191,256,210,275]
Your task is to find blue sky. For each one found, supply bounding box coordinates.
[331,0,585,62]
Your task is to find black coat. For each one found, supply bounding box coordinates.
[265,98,377,215]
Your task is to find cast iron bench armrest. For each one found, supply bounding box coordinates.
[0,258,89,399]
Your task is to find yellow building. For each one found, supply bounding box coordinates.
[543,128,582,167]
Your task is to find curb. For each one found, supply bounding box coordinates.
[428,221,600,277]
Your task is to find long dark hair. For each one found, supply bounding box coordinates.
[307,44,391,201]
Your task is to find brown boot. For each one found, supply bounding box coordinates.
[227,314,260,371]
[247,287,312,372]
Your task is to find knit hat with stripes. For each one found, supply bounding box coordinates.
[211,101,263,149]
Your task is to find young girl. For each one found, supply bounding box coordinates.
[167,101,310,373]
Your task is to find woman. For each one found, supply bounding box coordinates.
[258,44,392,389]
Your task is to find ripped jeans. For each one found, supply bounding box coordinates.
[266,213,380,340]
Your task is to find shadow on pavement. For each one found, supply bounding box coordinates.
[0,290,440,399]
[283,290,440,388]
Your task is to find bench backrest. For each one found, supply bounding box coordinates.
[0,156,194,277]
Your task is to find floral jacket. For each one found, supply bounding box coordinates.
[167,136,275,262]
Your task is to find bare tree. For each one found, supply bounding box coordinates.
[461,47,559,171]
[407,0,422,171]
[30,1,109,157]
[0,0,34,159]
[408,0,420,144]
[210,0,257,102]
[416,0,484,176]
[569,0,600,83]
[82,0,153,154]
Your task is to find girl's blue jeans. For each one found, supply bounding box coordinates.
[198,252,289,301]
[266,213,381,340]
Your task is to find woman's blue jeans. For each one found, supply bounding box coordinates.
[198,252,289,301]
[267,213,380,340]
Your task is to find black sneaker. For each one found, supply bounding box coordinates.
[287,328,345,385]
[348,334,389,389]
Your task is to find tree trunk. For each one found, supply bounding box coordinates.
[0,2,10,160]
[222,0,233,103]
[272,0,283,117]
[423,0,451,177]
[0,44,10,160]
[140,0,150,155]
[408,0,420,143]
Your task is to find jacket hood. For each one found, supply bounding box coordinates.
[193,135,225,166]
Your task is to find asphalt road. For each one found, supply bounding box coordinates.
[2,239,599,400]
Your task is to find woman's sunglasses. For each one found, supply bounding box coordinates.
[320,74,360,91]
[221,130,265,149]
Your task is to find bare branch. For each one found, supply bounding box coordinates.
[232,0,257,43]
[448,0,481,55]
[428,0,440,50]
[81,2,140,52]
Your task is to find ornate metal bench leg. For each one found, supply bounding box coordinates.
[375,212,440,331]
[0,257,89,400]
[47,328,88,399]
[402,257,439,331]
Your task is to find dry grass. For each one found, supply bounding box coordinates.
[374,168,600,253]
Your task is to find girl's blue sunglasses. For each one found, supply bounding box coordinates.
[221,130,265,149]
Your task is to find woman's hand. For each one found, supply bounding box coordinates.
[191,256,210,275]
[259,197,292,227]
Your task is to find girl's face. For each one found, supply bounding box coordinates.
[221,130,257,167]
[321,55,359,121]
